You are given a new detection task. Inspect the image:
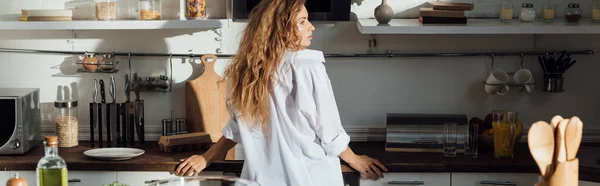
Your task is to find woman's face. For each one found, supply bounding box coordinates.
[296,6,315,48]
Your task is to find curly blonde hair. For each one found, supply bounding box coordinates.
[223,0,306,130]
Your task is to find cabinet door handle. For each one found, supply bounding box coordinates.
[68,179,81,183]
[144,180,159,184]
[387,180,425,185]
[480,181,517,185]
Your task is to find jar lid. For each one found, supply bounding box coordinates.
[522,3,533,8]
[84,53,95,58]
[568,3,580,8]
[55,100,78,108]
[45,136,58,147]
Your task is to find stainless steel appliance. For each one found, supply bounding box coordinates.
[0,88,41,154]
[385,113,468,153]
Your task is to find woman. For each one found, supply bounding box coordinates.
[175,0,388,185]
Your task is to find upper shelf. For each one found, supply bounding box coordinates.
[357,18,600,34]
[0,19,230,30]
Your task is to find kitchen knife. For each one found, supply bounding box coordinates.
[99,79,105,148]
[123,74,130,147]
[90,79,98,148]
[116,104,122,147]
[133,73,140,146]
[107,75,117,147]
[126,74,135,146]
[135,75,144,144]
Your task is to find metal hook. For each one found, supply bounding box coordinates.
[519,52,524,69]
[169,53,173,92]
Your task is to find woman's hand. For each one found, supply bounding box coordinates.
[346,154,388,180]
[175,155,210,177]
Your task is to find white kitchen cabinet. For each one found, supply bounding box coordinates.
[8,170,117,186]
[117,171,223,186]
[359,173,451,186]
[451,173,538,186]
[0,171,9,184]
[580,180,600,186]
[69,171,117,186]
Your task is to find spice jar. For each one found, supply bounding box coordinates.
[499,3,514,22]
[98,53,118,72]
[54,100,79,147]
[519,3,536,22]
[95,0,117,20]
[81,53,99,72]
[565,3,582,23]
[542,4,557,22]
[139,0,161,20]
[185,0,207,19]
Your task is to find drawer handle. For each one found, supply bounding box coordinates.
[388,181,425,185]
[144,180,159,184]
[68,179,81,183]
[480,181,517,186]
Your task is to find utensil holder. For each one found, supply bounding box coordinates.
[534,158,579,186]
[543,76,564,92]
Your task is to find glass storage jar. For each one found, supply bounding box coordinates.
[519,3,536,22]
[499,3,514,22]
[54,100,79,147]
[95,0,117,20]
[565,3,582,23]
[185,0,207,19]
[97,53,119,72]
[139,0,162,20]
[593,4,600,23]
[81,53,99,72]
[542,4,557,22]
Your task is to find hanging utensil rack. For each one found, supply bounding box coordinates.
[0,47,594,58]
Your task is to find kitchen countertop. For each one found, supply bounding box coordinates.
[1,141,599,182]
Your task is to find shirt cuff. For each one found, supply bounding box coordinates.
[321,130,351,157]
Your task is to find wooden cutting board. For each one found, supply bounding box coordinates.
[185,54,234,160]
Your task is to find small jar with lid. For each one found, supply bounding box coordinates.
[97,53,119,72]
[185,0,207,20]
[95,0,117,20]
[565,3,582,23]
[139,0,162,20]
[54,100,79,147]
[519,3,536,22]
[81,53,99,72]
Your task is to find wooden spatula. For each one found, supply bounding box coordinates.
[566,117,582,161]
[557,118,570,163]
[528,121,555,180]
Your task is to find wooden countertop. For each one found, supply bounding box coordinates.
[1,141,598,182]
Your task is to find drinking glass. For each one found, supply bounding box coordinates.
[500,3,514,22]
[465,122,478,157]
[444,122,457,157]
[593,4,600,23]
[543,4,557,22]
[492,110,518,159]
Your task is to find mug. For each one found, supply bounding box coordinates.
[514,69,534,93]
[485,69,510,95]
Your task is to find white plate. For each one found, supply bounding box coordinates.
[83,148,145,161]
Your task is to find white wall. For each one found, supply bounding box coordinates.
[1,0,600,142]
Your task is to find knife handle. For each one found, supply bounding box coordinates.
[140,101,144,144]
[129,113,135,147]
[116,104,121,147]
[100,80,106,104]
[89,103,95,148]
[121,103,127,147]
[106,104,111,148]
[98,103,103,148]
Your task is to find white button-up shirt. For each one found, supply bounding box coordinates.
[222,49,351,186]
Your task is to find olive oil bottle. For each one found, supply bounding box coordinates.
[36,136,68,186]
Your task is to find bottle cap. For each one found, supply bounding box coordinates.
[45,136,58,147]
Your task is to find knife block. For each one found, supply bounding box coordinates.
[534,158,579,186]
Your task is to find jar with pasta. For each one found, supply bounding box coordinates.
[185,0,207,19]
[95,0,117,20]
[54,100,79,147]
[139,0,162,20]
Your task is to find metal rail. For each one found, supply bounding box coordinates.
[0,47,594,58]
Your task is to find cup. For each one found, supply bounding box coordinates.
[492,110,517,159]
[485,69,510,95]
[465,122,478,157]
[593,4,600,23]
[514,69,534,93]
[543,4,557,22]
[500,4,514,22]
[444,122,457,157]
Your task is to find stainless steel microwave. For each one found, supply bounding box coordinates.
[232,0,351,21]
[0,88,41,154]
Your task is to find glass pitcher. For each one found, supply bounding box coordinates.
[492,110,518,158]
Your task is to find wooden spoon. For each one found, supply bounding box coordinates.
[528,121,555,180]
[550,115,563,131]
[549,115,563,174]
[566,117,583,161]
